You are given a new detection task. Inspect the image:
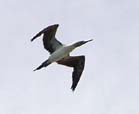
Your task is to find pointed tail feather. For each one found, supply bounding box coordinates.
[33,60,50,71]
[33,64,44,71]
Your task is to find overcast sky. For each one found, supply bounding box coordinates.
[0,0,139,114]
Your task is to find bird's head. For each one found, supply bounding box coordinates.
[73,39,93,47]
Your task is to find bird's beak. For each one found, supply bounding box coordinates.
[84,39,93,43]
[81,39,93,45]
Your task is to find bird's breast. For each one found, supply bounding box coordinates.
[48,46,74,63]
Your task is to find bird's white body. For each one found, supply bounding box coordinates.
[48,45,75,63]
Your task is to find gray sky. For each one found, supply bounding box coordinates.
[0,0,139,114]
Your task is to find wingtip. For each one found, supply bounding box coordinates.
[33,69,37,71]
[71,86,76,92]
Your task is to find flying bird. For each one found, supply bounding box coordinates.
[31,24,93,91]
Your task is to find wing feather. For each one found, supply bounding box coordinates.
[57,56,85,91]
[31,24,63,54]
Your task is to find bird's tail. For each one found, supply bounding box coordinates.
[33,60,51,71]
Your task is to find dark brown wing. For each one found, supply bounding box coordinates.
[31,24,63,54]
[57,56,85,91]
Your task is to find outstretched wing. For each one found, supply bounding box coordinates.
[31,24,63,54]
[57,56,85,91]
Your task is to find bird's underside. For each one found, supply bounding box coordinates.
[31,24,87,91]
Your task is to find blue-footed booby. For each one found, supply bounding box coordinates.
[31,24,93,91]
